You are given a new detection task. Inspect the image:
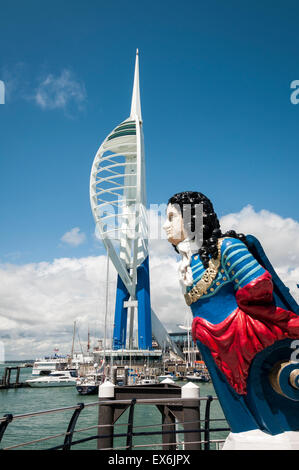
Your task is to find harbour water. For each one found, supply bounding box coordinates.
[0,363,229,450]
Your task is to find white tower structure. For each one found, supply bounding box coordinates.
[90,51,181,355]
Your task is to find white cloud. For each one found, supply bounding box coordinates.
[34,69,86,112]
[0,256,116,360]
[220,205,299,304]
[0,205,298,359]
[1,65,86,115]
[61,227,86,247]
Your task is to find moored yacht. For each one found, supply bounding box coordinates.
[76,372,105,395]
[138,375,159,385]
[185,372,210,383]
[26,370,77,388]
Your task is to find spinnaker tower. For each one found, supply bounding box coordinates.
[90,51,181,356]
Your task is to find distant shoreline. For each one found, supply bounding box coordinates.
[1,360,34,364]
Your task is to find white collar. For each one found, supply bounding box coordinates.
[176,238,199,258]
[176,238,200,289]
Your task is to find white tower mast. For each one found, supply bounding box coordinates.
[90,50,147,348]
[90,51,182,356]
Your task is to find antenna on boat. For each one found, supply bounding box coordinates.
[77,327,85,357]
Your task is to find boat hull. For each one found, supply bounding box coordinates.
[26,380,76,388]
[185,375,210,383]
[76,385,98,395]
[158,375,179,382]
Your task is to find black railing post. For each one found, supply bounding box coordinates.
[62,403,85,451]
[0,414,13,445]
[126,398,136,450]
[204,395,213,450]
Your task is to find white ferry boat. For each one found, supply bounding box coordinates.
[31,356,69,376]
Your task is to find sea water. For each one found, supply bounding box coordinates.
[0,363,229,450]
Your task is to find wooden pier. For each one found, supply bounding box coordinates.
[0,366,29,389]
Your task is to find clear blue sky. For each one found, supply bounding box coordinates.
[0,0,298,265]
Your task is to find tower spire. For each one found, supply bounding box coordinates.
[130,49,142,122]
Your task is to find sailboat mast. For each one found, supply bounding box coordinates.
[71,320,76,359]
[87,325,90,353]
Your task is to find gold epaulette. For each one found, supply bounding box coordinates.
[184,238,224,306]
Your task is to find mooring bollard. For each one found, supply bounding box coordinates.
[98,380,115,450]
[181,382,201,450]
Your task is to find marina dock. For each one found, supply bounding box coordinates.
[0,366,30,389]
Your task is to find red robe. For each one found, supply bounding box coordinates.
[192,271,299,395]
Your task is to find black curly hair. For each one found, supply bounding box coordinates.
[167,191,248,269]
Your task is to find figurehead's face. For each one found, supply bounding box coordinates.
[163,203,187,246]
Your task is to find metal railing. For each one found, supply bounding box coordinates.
[0,396,230,450]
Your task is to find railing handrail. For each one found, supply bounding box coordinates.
[0,394,229,451]
[0,395,219,423]
[2,424,229,451]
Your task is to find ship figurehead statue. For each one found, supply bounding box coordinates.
[163,191,299,450]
